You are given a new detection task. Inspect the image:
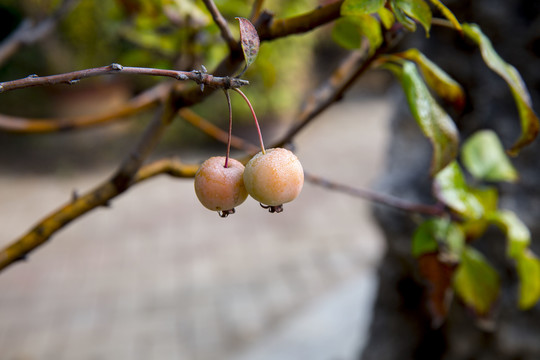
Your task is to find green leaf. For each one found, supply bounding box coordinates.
[377,7,396,30]
[427,0,462,32]
[412,218,464,260]
[488,210,531,259]
[515,250,540,309]
[412,219,440,257]
[396,48,465,110]
[434,162,498,219]
[389,0,416,32]
[236,17,260,71]
[454,246,500,315]
[332,17,364,50]
[394,0,432,35]
[341,0,386,15]
[332,15,382,52]
[462,130,519,182]
[399,61,459,174]
[463,23,540,156]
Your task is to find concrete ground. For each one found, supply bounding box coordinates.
[0,95,392,360]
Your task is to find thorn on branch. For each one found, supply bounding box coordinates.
[27,74,38,78]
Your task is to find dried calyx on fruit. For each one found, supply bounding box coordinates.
[194,157,248,217]
[243,148,304,213]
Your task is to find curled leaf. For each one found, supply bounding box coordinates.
[463,23,540,156]
[412,218,464,261]
[396,48,465,111]
[454,246,500,315]
[433,161,498,219]
[399,61,459,175]
[236,17,260,72]
[389,0,416,32]
[377,7,396,30]
[462,130,518,183]
[515,250,540,310]
[427,0,462,32]
[393,0,432,35]
[488,210,530,259]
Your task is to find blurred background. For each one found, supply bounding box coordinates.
[0,0,394,359]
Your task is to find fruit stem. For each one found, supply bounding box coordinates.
[223,89,233,168]
[234,88,266,154]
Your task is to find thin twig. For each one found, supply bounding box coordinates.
[250,0,266,21]
[111,96,177,191]
[0,0,80,66]
[0,0,345,134]
[201,0,238,51]
[0,82,171,133]
[0,157,198,272]
[180,107,445,216]
[0,99,180,272]
[0,64,248,93]
[179,108,259,154]
[172,0,346,108]
[304,173,446,216]
[276,43,373,147]
[0,1,356,272]
[257,0,344,41]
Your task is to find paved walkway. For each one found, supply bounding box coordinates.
[0,96,392,360]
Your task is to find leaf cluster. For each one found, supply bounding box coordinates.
[331,0,540,322]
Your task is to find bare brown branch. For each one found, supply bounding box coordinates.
[304,173,446,216]
[0,157,198,272]
[249,0,266,21]
[0,82,171,133]
[0,64,249,93]
[180,108,445,216]
[0,0,80,66]
[0,0,355,272]
[202,0,238,51]
[257,0,343,41]
[179,108,259,154]
[0,96,185,272]
[276,42,373,147]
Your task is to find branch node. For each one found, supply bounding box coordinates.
[111,63,123,71]
[71,189,79,203]
[27,74,38,78]
[177,73,188,81]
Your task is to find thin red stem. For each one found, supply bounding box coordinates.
[224,90,233,168]
[233,88,266,154]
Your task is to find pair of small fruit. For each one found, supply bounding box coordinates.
[194,148,304,217]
